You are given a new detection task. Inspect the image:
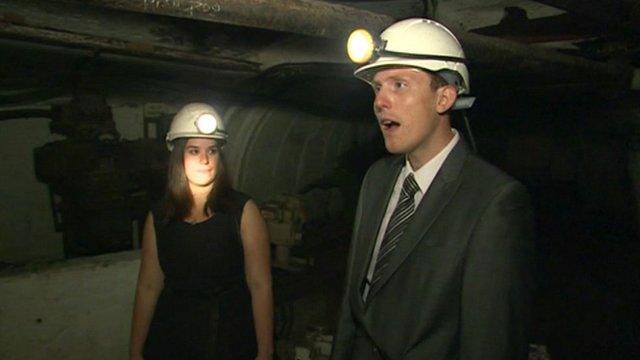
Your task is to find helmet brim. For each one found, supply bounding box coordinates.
[165,133,228,151]
[354,56,469,95]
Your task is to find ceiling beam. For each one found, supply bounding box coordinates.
[59,0,393,39]
[451,24,636,91]
[0,21,259,72]
[3,0,636,92]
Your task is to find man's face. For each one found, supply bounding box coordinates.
[371,67,443,158]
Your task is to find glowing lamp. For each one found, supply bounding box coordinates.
[347,29,375,64]
[194,113,218,134]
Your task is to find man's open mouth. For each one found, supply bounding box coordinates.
[380,119,400,130]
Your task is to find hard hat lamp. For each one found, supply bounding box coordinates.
[194,113,218,134]
[347,29,375,64]
[347,28,468,65]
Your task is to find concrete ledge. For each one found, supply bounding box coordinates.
[0,250,140,278]
[0,250,140,360]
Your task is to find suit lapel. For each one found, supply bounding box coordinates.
[366,140,470,302]
[352,157,404,308]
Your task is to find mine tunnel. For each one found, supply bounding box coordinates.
[0,1,638,359]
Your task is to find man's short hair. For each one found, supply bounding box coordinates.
[428,71,450,91]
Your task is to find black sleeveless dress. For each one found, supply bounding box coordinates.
[144,190,257,360]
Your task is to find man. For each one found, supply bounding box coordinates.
[332,18,534,360]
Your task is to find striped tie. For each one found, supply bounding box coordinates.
[370,173,420,292]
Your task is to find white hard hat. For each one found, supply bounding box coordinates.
[165,102,228,151]
[351,18,472,105]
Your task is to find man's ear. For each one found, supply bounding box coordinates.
[436,85,458,114]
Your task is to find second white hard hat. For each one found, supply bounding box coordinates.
[165,102,228,151]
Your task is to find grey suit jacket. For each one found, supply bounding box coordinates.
[332,140,534,360]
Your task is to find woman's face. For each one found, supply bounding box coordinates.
[183,138,219,191]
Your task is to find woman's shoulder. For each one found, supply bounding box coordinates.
[149,199,173,227]
[225,189,254,215]
[149,201,163,220]
[229,189,251,210]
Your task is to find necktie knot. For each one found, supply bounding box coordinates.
[402,173,420,198]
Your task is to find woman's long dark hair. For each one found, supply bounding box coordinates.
[160,138,233,223]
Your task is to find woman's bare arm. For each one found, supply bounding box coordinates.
[240,200,274,359]
[129,212,165,359]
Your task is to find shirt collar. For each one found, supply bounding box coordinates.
[403,129,460,193]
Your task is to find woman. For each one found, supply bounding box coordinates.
[129,103,274,359]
